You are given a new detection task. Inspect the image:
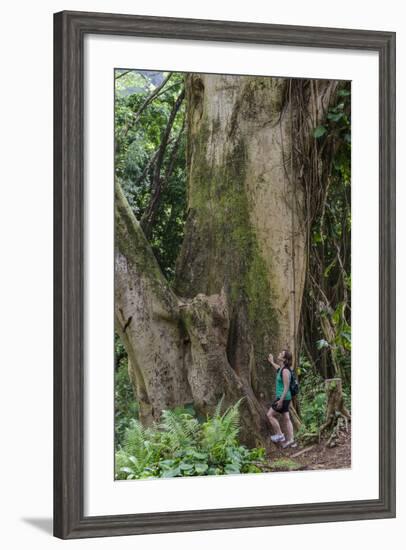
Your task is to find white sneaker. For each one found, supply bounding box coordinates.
[270,434,285,443]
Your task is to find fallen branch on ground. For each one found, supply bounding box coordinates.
[291,445,315,458]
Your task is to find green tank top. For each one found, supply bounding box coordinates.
[276,367,292,400]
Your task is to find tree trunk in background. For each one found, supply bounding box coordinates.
[115,74,337,446]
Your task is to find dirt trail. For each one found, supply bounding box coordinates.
[265,425,351,472]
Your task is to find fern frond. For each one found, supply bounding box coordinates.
[214,394,225,419]
[159,408,199,452]
[122,419,155,467]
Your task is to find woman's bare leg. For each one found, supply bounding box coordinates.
[283,412,294,442]
[267,408,283,436]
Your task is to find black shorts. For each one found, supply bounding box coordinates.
[270,398,291,414]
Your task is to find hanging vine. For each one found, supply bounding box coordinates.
[281,78,351,383]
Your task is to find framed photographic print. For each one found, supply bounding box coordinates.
[54,10,396,539]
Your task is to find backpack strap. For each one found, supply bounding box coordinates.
[281,365,292,377]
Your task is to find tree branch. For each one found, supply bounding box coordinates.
[115,69,133,80]
[140,88,185,237]
[122,72,174,138]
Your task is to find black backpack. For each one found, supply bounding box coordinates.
[282,366,299,397]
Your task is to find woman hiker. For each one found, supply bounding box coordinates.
[267,349,296,449]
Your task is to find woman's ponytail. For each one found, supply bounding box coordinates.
[282,349,293,369]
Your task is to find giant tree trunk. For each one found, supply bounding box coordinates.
[175,75,307,394]
[115,74,337,446]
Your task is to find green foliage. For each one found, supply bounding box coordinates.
[299,391,327,435]
[296,353,351,440]
[159,407,201,452]
[304,82,351,380]
[331,302,351,352]
[115,70,187,282]
[270,458,301,471]
[115,398,267,479]
[200,396,242,465]
[313,125,327,138]
[296,357,327,437]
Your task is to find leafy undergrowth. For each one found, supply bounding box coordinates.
[115,398,267,480]
[295,362,351,445]
[269,458,301,471]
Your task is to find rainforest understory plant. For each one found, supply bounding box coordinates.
[115,398,266,479]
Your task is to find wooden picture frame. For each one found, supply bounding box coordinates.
[54,10,396,539]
